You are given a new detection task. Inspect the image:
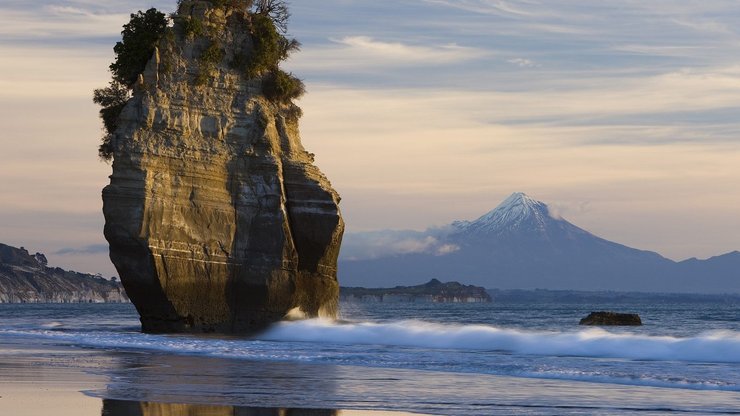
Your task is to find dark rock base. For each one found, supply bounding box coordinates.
[579,311,642,326]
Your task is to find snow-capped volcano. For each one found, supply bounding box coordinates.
[339,192,740,292]
[452,192,552,236]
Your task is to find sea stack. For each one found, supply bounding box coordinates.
[102,1,343,333]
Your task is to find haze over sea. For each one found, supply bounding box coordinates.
[1,297,739,415]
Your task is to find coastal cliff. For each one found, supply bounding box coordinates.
[341,279,492,303]
[0,243,127,303]
[101,2,343,333]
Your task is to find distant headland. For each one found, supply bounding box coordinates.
[341,279,491,303]
[0,243,127,304]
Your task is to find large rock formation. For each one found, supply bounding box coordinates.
[102,2,343,333]
[0,243,128,303]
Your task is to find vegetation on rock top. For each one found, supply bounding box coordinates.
[93,0,304,161]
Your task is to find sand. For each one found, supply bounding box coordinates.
[0,338,430,416]
[0,341,106,415]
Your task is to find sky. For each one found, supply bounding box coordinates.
[1,0,739,276]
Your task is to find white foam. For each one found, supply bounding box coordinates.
[260,319,740,363]
[2,320,739,391]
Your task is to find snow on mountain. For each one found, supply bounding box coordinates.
[452,192,553,236]
[339,192,740,292]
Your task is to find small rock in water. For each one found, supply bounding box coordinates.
[579,311,642,326]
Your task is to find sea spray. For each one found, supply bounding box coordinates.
[261,319,740,363]
[2,316,740,392]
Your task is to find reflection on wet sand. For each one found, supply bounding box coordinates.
[102,399,338,416]
[100,352,343,409]
[98,352,432,416]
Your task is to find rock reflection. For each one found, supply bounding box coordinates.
[102,399,338,416]
[100,352,341,410]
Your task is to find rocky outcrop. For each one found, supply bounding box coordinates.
[102,3,343,333]
[341,279,491,303]
[0,243,128,303]
[579,311,642,326]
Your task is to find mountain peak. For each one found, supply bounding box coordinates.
[453,192,552,236]
[498,192,542,211]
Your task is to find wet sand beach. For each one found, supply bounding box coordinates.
[0,337,432,416]
[2,333,739,415]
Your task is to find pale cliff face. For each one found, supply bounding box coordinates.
[102,2,343,333]
[0,243,128,304]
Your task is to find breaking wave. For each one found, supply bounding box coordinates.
[8,318,739,364]
[261,319,740,363]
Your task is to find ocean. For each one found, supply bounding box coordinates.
[1,298,739,415]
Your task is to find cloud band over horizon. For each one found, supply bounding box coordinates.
[0,0,739,276]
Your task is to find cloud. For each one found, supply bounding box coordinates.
[423,0,542,18]
[0,7,125,41]
[0,0,738,267]
[435,244,461,255]
[340,230,459,260]
[547,200,592,220]
[0,1,174,45]
[337,36,481,63]
[53,244,108,255]
[507,58,539,68]
[299,66,740,148]
[287,36,486,71]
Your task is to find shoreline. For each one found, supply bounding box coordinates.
[0,336,431,416]
[1,333,739,415]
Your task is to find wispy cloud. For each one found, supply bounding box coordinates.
[423,0,544,18]
[0,1,173,43]
[507,57,539,68]
[340,230,459,260]
[337,36,482,63]
[54,244,108,255]
[289,36,486,71]
[1,0,739,265]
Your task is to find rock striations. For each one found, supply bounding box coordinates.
[102,2,343,333]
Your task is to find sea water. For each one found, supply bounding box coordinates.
[1,298,739,414]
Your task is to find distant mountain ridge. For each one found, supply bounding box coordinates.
[339,193,740,293]
[0,243,128,303]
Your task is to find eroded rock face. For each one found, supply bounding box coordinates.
[102,3,343,333]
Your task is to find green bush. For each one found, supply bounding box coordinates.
[95,8,166,161]
[177,0,254,12]
[196,42,225,85]
[93,81,130,160]
[262,69,305,103]
[183,17,204,38]
[253,0,290,33]
[246,13,282,76]
[229,52,249,71]
[98,136,114,161]
[109,8,168,86]
[246,14,300,73]
[200,43,225,66]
